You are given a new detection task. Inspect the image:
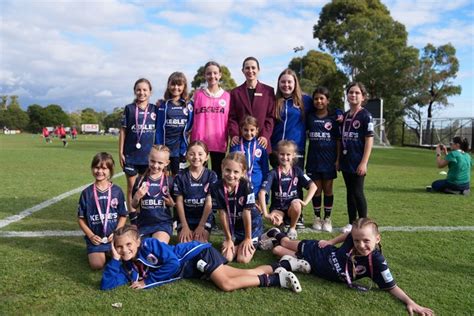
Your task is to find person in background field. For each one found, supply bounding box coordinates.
[155,72,194,176]
[71,126,78,140]
[259,140,317,241]
[190,61,230,178]
[270,68,313,229]
[210,152,263,263]
[101,225,302,293]
[427,137,472,195]
[229,115,269,196]
[130,145,175,244]
[229,56,275,152]
[59,124,67,147]
[339,82,374,233]
[78,152,128,270]
[260,218,434,316]
[174,141,218,243]
[306,87,341,233]
[42,127,51,143]
[119,78,157,213]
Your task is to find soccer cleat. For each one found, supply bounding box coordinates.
[275,267,302,293]
[287,228,298,240]
[425,186,432,192]
[258,238,275,251]
[462,189,471,196]
[322,218,333,232]
[341,224,352,234]
[280,255,311,274]
[312,217,322,230]
[296,215,305,230]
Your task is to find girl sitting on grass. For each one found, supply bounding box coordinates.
[260,218,434,316]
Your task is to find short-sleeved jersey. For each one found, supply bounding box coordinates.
[191,89,230,153]
[132,175,174,229]
[446,150,472,185]
[306,112,341,174]
[210,178,262,239]
[261,166,313,211]
[121,103,157,165]
[229,138,269,196]
[300,234,396,290]
[77,184,128,237]
[340,108,374,174]
[173,168,218,226]
[155,99,193,157]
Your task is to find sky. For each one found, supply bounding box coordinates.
[1,0,473,118]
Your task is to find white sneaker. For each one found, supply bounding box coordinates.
[280,255,311,274]
[259,227,280,250]
[312,217,322,230]
[322,218,333,232]
[275,267,302,293]
[341,223,352,233]
[287,228,298,240]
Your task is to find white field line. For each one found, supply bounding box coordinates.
[1,226,473,238]
[0,172,124,229]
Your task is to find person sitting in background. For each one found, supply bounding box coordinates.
[427,136,472,195]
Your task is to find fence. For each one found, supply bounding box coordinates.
[402,118,473,152]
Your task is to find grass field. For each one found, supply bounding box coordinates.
[0,134,473,315]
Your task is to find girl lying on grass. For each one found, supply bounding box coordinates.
[100,225,301,293]
[260,218,434,315]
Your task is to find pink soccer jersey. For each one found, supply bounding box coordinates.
[191,89,230,152]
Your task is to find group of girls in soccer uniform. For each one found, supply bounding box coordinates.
[76,57,433,315]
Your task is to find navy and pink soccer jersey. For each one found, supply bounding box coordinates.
[298,234,396,290]
[77,184,128,238]
[121,103,157,166]
[260,166,313,211]
[306,112,341,174]
[155,99,193,158]
[131,175,174,236]
[210,178,263,242]
[173,168,218,228]
[340,108,374,174]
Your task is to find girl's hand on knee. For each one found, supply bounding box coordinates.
[179,227,193,243]
[292,199,305,207]
[90,234,102,245]
[240,238,255,257]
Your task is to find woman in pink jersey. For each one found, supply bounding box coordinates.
[191,61,230,177]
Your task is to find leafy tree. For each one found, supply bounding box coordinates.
[288,50,347,108]
[405,43,461,143]
[313,0,419,138]
[191,64,237,91]
[103,107,123,130]
[27,104,46,132]
[69,112,82,128]
[0,102,29,130]
[81,107,99,124]
[1,96,7,110]
[43,104,70,127]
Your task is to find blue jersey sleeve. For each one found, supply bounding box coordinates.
[155,100,165,145]
[295,167,313,189]
[77,189,87,218]
[261,170,276,194]
[260,147,270,181]
[242,180,256,209]
[141,239,181,288]
[363,111,374,137]
[100,259,130,290]
[121,106,129,128]
[371,253,396,290]
[210,182,225,211]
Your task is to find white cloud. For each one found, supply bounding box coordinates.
[95,90,113,97]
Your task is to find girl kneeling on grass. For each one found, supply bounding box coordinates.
[259,140,317,240]
[101,225,301,293]
[260,218,433,316]
[78,152,128,270]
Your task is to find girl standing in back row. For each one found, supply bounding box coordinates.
[340,82,374,233]
[191,61,230,178]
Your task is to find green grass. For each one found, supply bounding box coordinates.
[0,134,473,315]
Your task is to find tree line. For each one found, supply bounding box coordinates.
[1,0,460,143]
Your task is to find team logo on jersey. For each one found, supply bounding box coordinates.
[355,265,367,275]
[150,112,156,120]
[293,178,298,186]
[381,269,394,283]
[162,186,169,195]
[324,122,333,130]
[238,196,245,206]
[219,99,227,107]
[247,192,255,204]
[146,253,159,265]
[204,183,209,193]
[111,198,118,208]
[183,108,188,115]
[368,122,374,132]
[352,120,361,129]
[187,104,194,112]
[255,148,262,158]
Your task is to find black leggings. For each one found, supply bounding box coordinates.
[342,171,367,224]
